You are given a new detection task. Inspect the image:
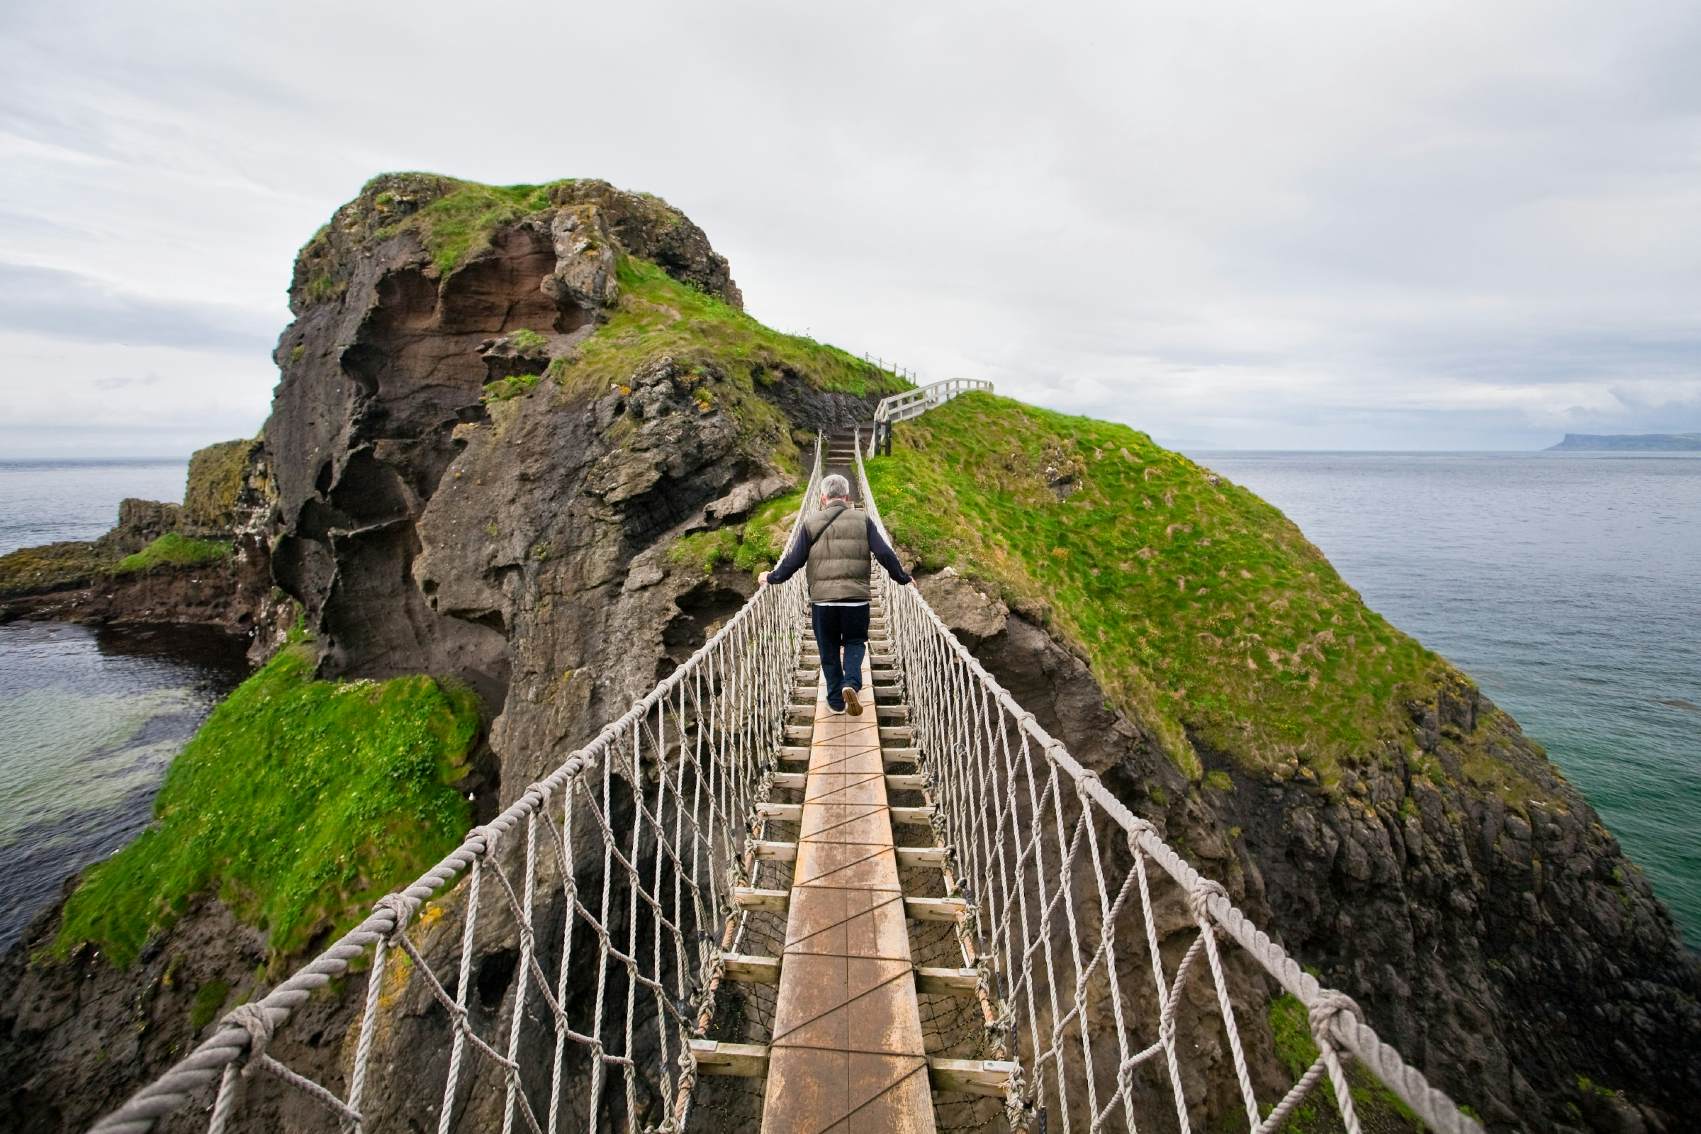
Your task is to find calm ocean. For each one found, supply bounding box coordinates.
[0,454,1696,950]
[0,459,248,951]
[1198,451,1701,947]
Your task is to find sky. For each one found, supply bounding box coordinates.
[2,0,1699,456]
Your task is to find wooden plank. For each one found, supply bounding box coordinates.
[733,887,790,914]
[890,805,937,826]
[722,953,781,985]
[691,1039,770,1078]
[928,1057,1018,1097]
[915,966,980,996]
[778,745,811,764]
[784,724,813,742]
[756,801,803,823]
[770,771,807,790]
[883,746,922,764]
[895,846,948,869]
[885,772,926,791]
[904,896,969,922]
[751,839,797,861]
[880,726,914,743]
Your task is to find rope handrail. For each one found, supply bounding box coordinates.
[853,433,1483,1134]
[87,417,1485,1134]
[88,437,828,1134]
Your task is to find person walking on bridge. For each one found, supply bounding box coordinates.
[760,472,912,715]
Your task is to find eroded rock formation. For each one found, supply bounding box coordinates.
[919,569,1701,1133]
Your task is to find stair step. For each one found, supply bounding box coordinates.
[929,1057,1019,1097]
[690,1039,770,1078]
[905,895,970,922]
[895,845,948,869]
[914,966,981,996]
[752,839,797,861]
[722,952,782,985]
[732,887,790,915]
[890,805,937,826]
[691,1042,1015,1098]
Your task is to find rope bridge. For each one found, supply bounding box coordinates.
[86,430,1482,1134]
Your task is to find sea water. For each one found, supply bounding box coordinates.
[0,458,247,951]
[0,454,1696,951]
[1197,451,1701,947]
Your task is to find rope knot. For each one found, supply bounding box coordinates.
[1189,877,1229,924]
[222,1002,275,1076]
[1307,990,1361,1045]
[469,824,499,857]
[372,893,420,939]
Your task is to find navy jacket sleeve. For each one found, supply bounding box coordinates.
[868,519,913,584]
[765,526,811,584]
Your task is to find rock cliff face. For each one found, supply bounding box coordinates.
[920,570,1701,1133]
[0,438,284,647]
[5,172,1698,1134]
[0,174,896,1132]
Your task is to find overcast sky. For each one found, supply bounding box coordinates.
[2,0,1699,456]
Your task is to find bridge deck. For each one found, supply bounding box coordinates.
[759,659,937,1134]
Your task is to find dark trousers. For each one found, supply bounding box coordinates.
[810,603,870,710]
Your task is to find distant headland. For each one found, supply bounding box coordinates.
[1548,432,1701,451]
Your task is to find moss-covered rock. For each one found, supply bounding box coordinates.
[181,438,260,534]
[50,642,481,968]
[0,540,122,598]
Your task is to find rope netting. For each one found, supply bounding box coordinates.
[88,442,827,1134]
[87,417,1485,1134]
[852,441,1483,1134]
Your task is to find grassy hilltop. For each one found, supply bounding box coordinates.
[867,392,1514,793]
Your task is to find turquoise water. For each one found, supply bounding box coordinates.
[0,458,245,951]
[1197,451,1701,946]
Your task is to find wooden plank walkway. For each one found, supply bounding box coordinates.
[760,660,938,1134]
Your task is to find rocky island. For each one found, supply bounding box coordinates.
[0,173,1697,1133]
[1547,433,1701,451]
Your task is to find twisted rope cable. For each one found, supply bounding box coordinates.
[853,441,1484,1134]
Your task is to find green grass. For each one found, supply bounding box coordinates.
[50,643,481,968]
[866,393,1454,785]
[113,533,230,575]
[577,257,908,399]
[1267,993,1423,1131]
[183,439,253,530]
[0,539,120,597]
[667,489,806,578]
[506,328,549,353]
[376,180,561,274]
[483,373,543,403]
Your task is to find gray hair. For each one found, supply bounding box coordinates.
[820,473,851,500]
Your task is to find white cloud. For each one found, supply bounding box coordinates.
[0,0,1697,454]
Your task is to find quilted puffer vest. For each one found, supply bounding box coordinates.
[803,506,871,602]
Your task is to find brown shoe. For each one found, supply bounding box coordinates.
[842,686,862,716]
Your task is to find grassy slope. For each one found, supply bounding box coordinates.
[866,392,1467,787]
[491,253,909,479]
[52,643,480,968]
[113,532,229,574]
[667,489,807,578]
